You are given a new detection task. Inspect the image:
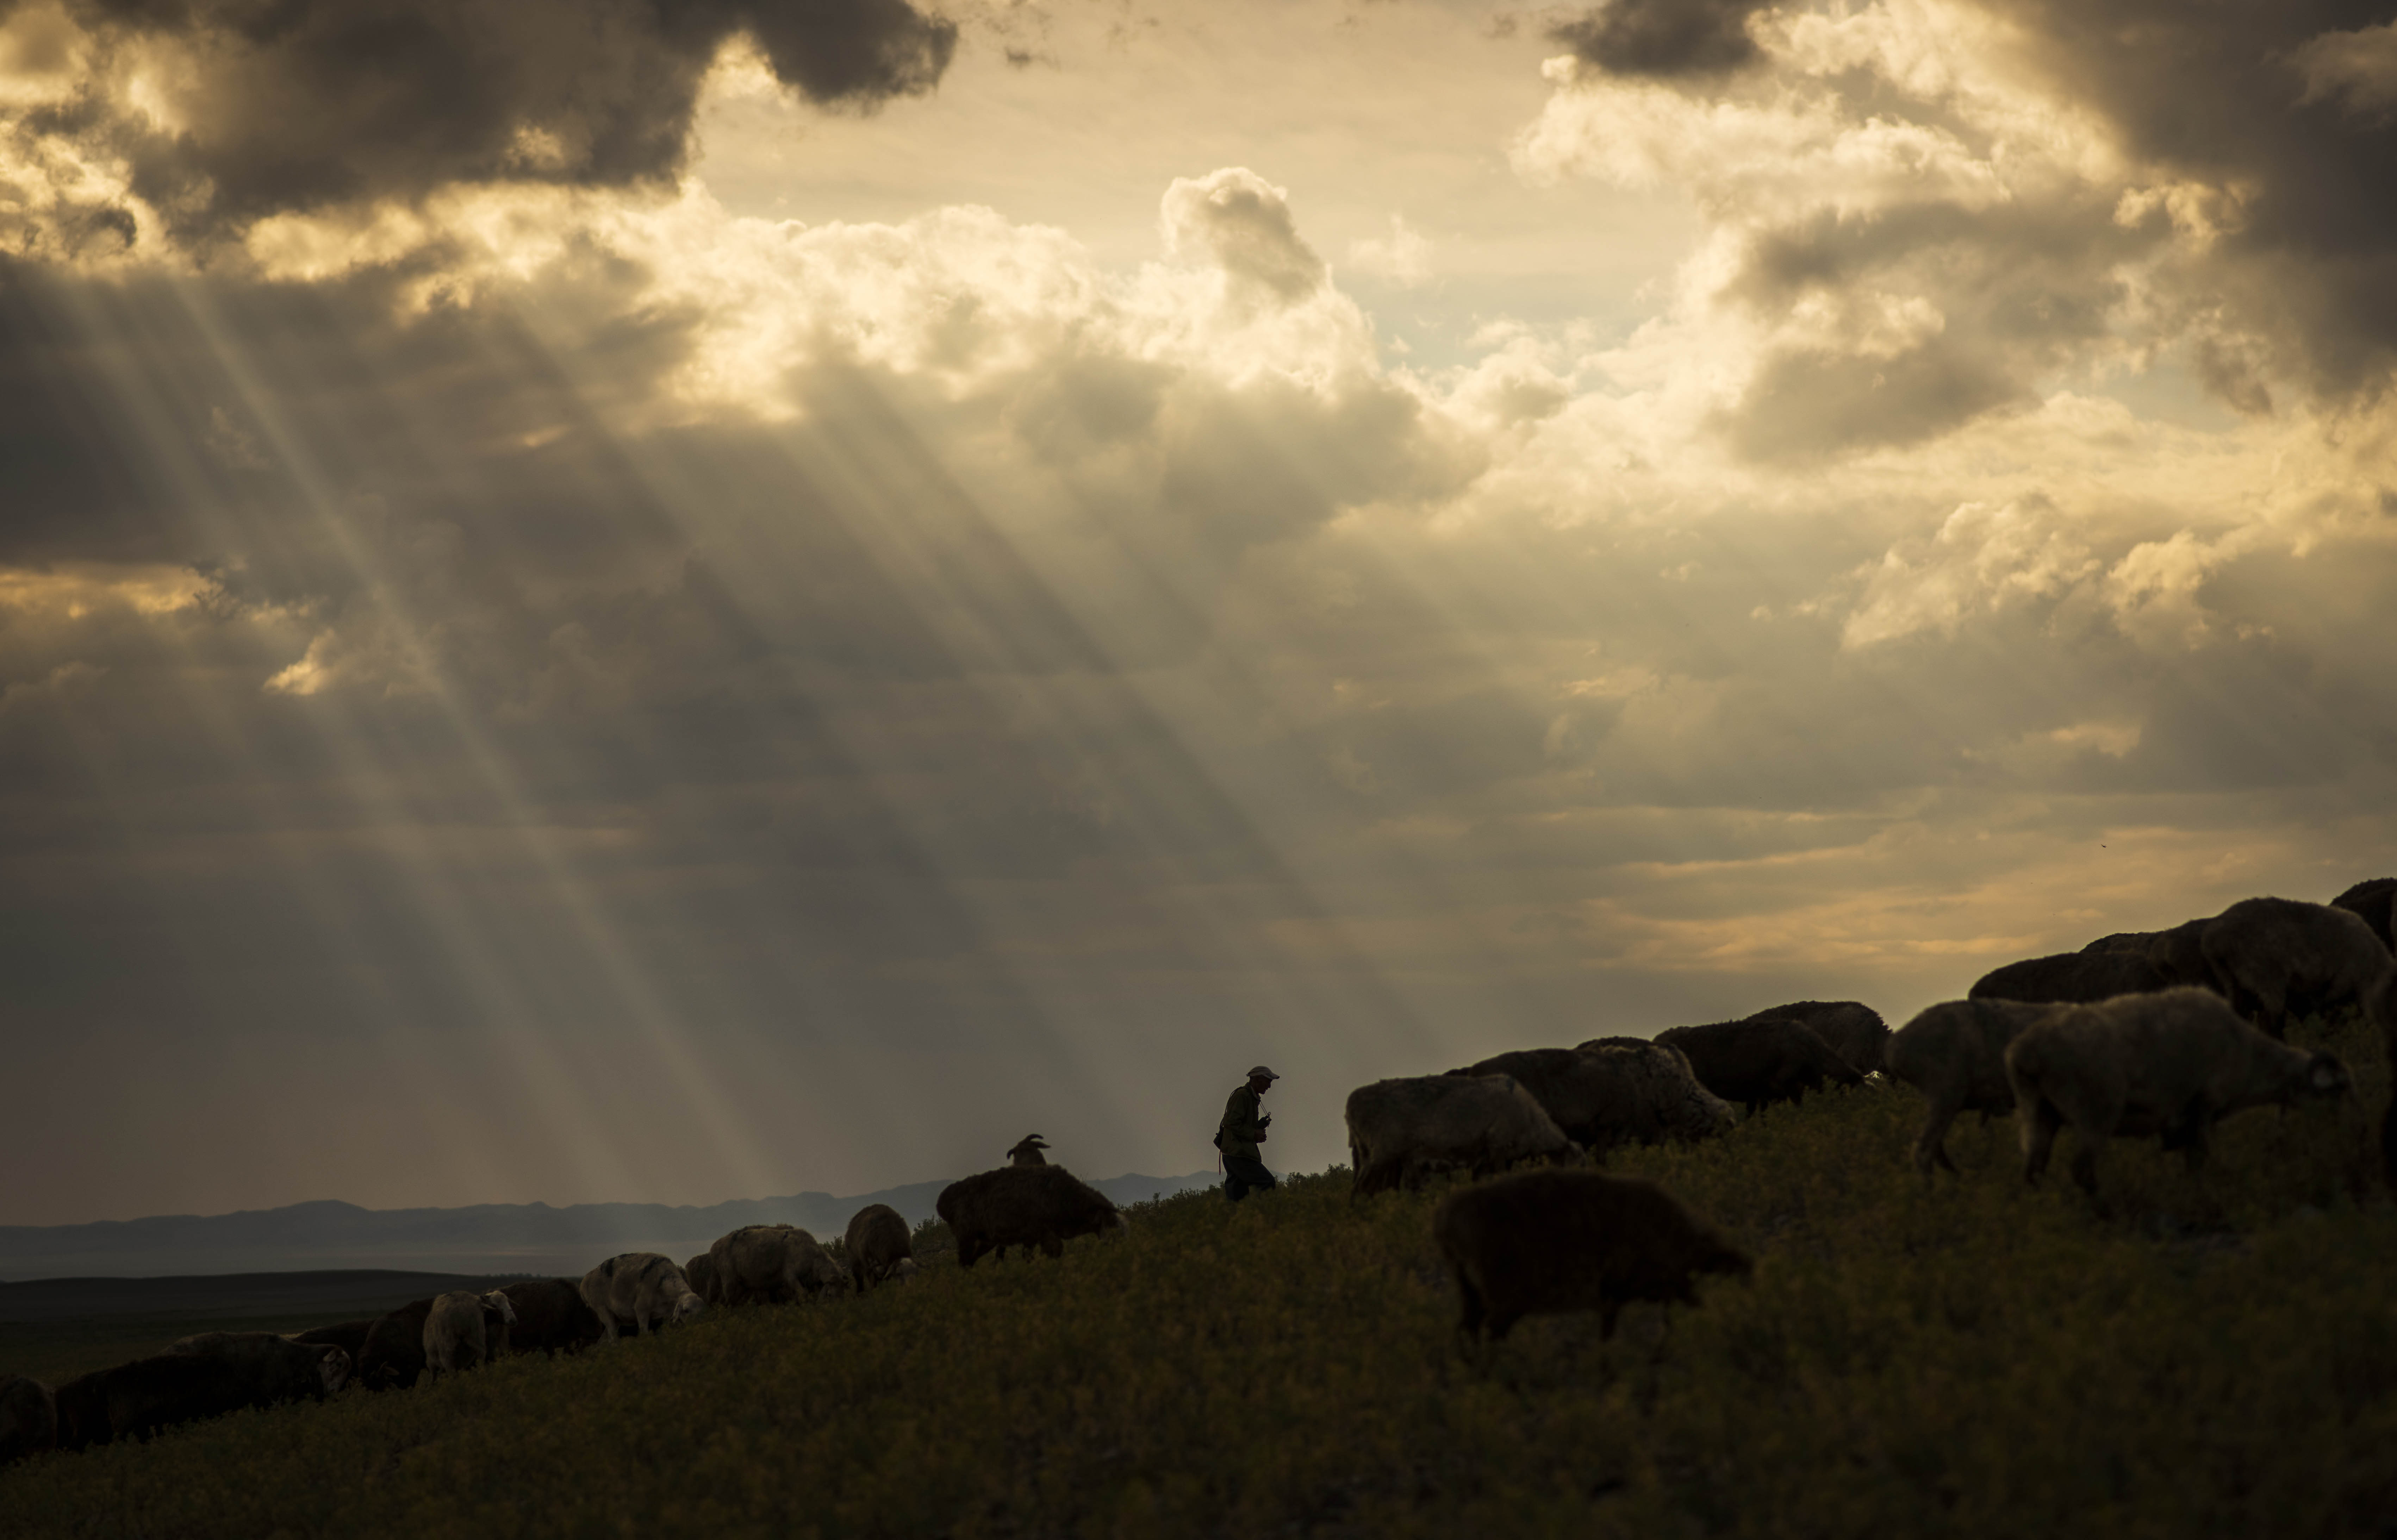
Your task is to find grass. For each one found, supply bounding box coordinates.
[5,1008,2394,1538]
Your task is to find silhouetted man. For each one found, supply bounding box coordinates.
[1216,1065,1279,1201]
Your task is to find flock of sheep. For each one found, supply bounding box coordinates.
[0,1147,1131,1463]
[4,878,2392,1469]
[1351,879,2396,1344]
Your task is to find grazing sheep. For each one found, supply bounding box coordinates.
[709,1224,849,1304]
[1883,998,2063,1176]
[581,1253,708,1340]
[166,1331,350,1403]
[2081,931,2159,955]
[1433,1169,1752,1342]
[423,1290,517,1377]
[60,1336,347,1449]
[497,1279,608,1357]
[2143,916,2220,992]
[1969,950,2170,1006]
[284,1319,376,1364]
[2200,896,2390,1038]
[2332,877,2396,952]
[845,1203,917,1289]
[1750,1001,1890,1078]
[0,1375,55,1464]
[684,1251,721,1306]
[1007,1134,1052,1166]
[1653,1017,1863,1116]
[2371,966,2397,1188]
[1344,1075,1582,1198]
[356,1298,436,1390]
[936,1166,1127,1267]
[1451,1045,1732,1158]
[2005,987,2352,1195]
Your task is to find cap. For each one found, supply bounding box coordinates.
[1247,1065,1280,1081]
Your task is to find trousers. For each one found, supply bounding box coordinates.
[1223,1154,1277,1202]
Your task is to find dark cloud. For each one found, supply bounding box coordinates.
[1973,0,2397,395]
[31,0,954,242]
[1547,0,1760,79]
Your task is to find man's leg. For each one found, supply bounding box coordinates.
[1225,1156,1277,1201]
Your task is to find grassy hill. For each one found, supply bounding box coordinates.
[5,1008,2394,1537]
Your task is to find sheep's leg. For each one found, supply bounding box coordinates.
[2019,1098,2061,1184]
[1914,1098,1961,1178]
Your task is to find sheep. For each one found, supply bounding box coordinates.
[2371,966,2397,1188]
[1749,1001,1890,1078]
[0,1375,55,1464]
[1451,1045,1732,1158]
[936,1166,1128,1268]
[2143,916,2220,992]
[356,1298,436,1390]
[684,1251,721,1306]
[1882,998,2063,1176]
[708,1224,849,1305]
[2331,877,2396,953]
[284,1319,376,1364]
[845,1203,918,1290]
[1433,1169,1752,1343]
[166,1331,350,1403]
[2081,931,2160,954]
[2005,986,2352,1195]
[1652,1017,1864,1116]
[1969,950,2170,1006]
[581,1252,708,1340]
[423,1290,517,1377]
[60,1336,347,1449]
[496,1278,607,1357]
[2200,896,2390,1038]
[1344,1074,1582,1198]
[1007,1134,1052,1166]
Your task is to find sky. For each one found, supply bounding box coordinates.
[4,0,2395,1228]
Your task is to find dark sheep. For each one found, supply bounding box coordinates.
[1652,1017,1864,1115]
[0,1374,55,1464]
[285,1319,376,1363]
[936,1166,1127,1268]
[1750,1001,1889,1078]
[498,1278,608,1356]
[1433,1169,1751,1342]
[1968,950,2170,1006]
[1449,1045,1733,1158]
[2006,986,2352,1194]
[56,1336,345,1450]
[2199,896,2388,1038]
[845,1203,917,1289]
[2144,916,2219,992]
[1344,1075,1582,1198]
[356,1298,437,1391]
[2331,877,2396,953]
[2080,931,2159,954]
[166,1331,350,1405]
[2371,966,2397,1188]
[1882,998,2062,1176]
[685,1251,721,1306]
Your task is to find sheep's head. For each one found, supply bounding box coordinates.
[672,1291,708,1325]
[483,1291,518,1323]
[317,1347,351,1394]
[885,1257,920,1284]
[2302,1052,2353,1100]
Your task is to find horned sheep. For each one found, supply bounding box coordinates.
[1344,1074,1581,1198]
[1653,1017,1863,1116]
[1433,1169,1752,1342]
[936,1166,1127,1267]
[2199,896,2389,1039]
[1007,1134,1052,1166]
[2005,986,2351,1195]
[709,1225,849,1304]
[845,1203,918,1289]
[581,1253,708,1340]
[424,1290,517,1377]
[1750,1001,1890,1078]
[1882,998,2061,1176]
[1449,1044,1732,1159]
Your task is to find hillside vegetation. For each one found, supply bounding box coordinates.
[5,1007,2394,1538]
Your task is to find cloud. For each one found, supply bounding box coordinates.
[2293,21,2397,122]
[1344,213,1432,288]
[1548,0,1762,79]
[0,0,955,249]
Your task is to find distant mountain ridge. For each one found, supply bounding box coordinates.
[0,1172,1221,1282]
